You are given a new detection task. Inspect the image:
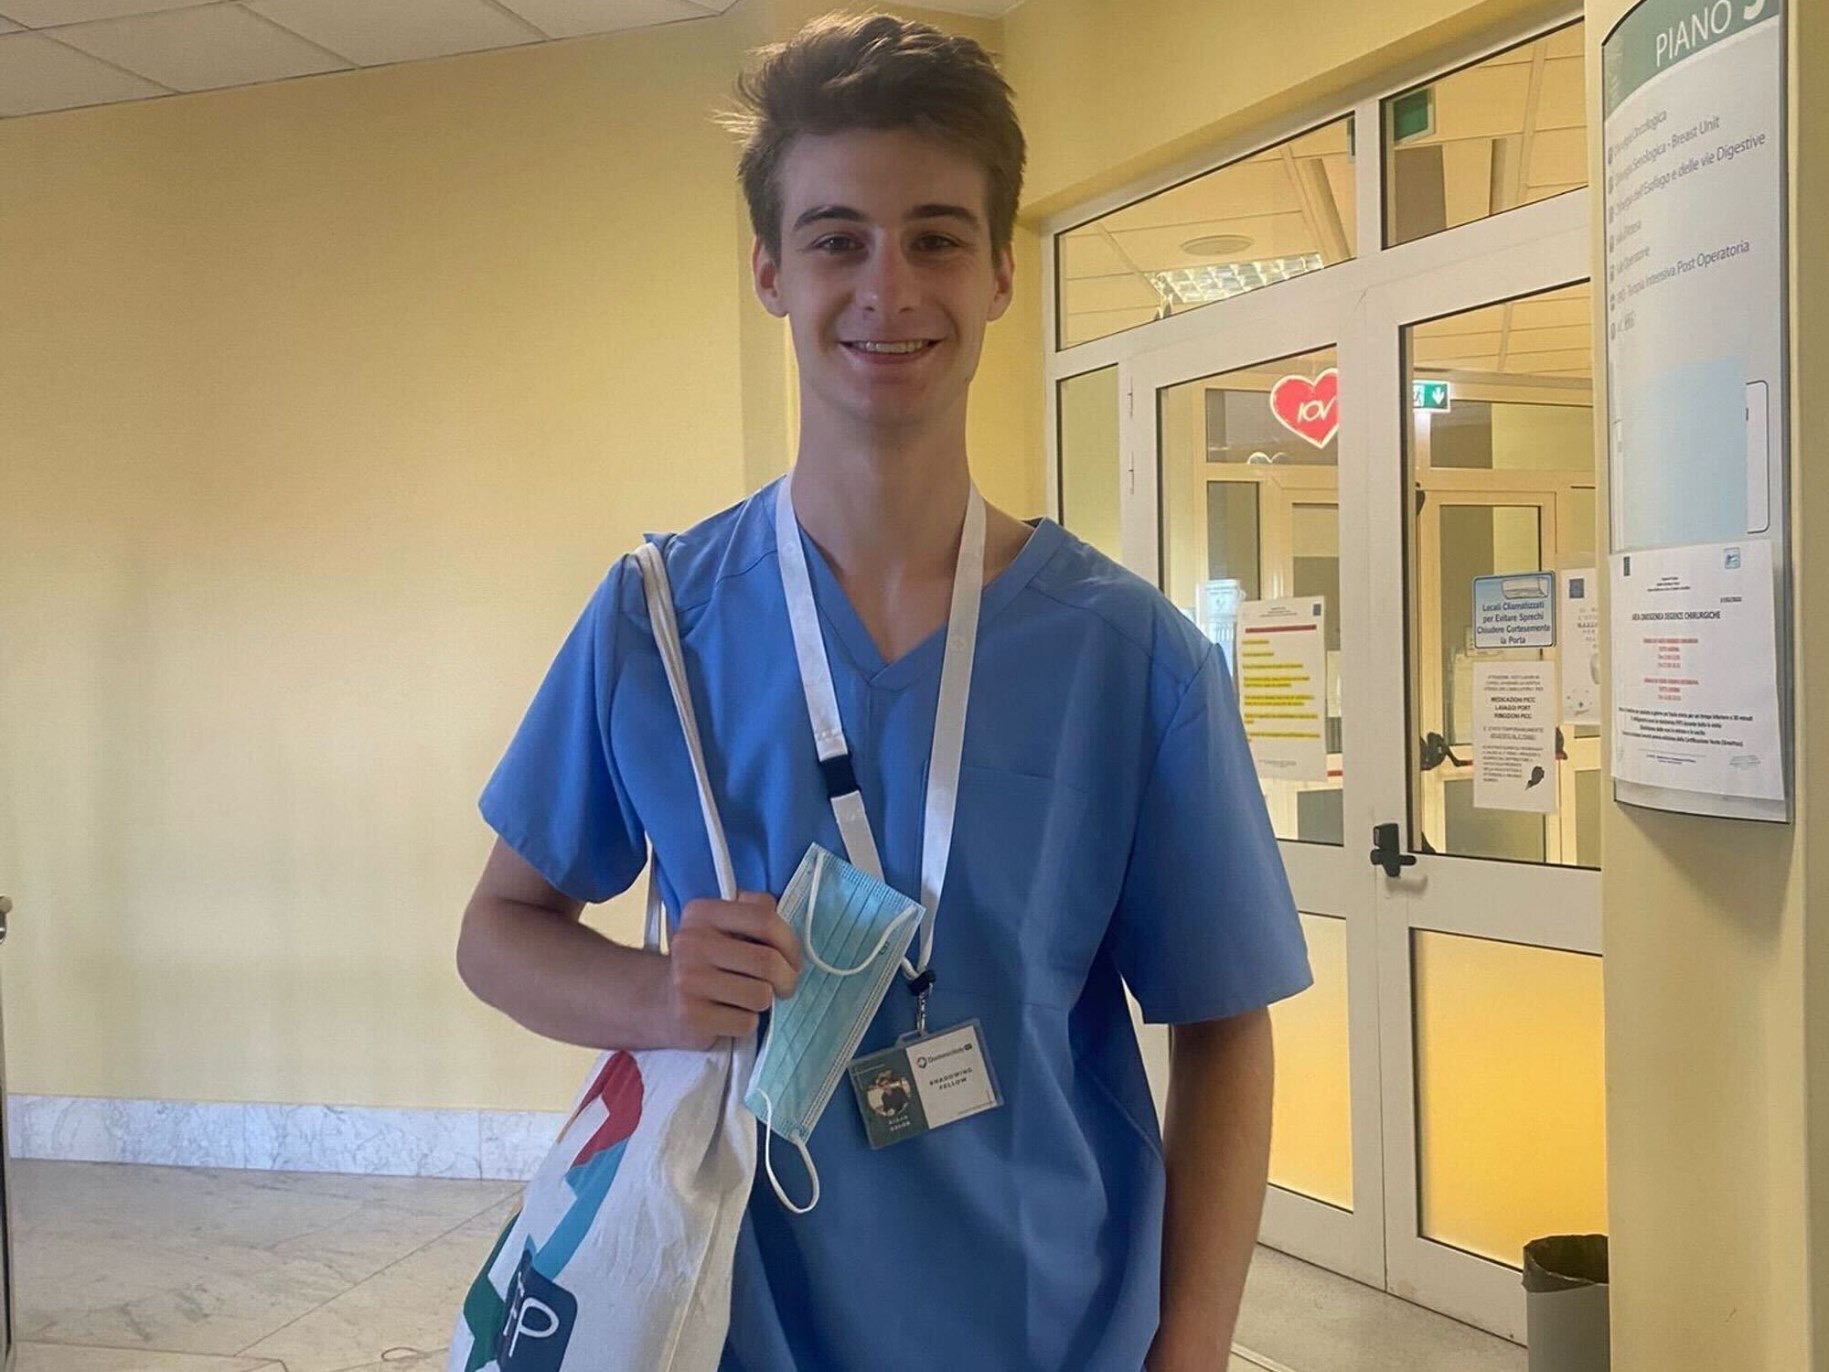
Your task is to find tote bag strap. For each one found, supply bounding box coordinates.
[631,541,737,955]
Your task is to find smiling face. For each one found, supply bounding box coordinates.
[752,127,1015,446]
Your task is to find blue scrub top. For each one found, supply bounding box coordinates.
[480,478,1312,1372]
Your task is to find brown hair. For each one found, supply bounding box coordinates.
[720,13,1026,264]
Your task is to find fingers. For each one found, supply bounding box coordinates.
[669,893,805,1044]
[681,894,802,983]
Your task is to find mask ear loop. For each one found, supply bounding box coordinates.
[754,1088,820,1215]
[800,847,923,978]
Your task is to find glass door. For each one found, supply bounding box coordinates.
[1366,260,1604,1340]
[1129,281,1387,1288]
[1122,218,1602,1341]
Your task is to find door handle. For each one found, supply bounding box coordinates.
[0,894,10,943]
[1370,823,1417,879]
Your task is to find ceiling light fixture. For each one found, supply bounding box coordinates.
[1147,255,1326,306]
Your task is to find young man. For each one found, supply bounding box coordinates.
[456,15,1311,1371]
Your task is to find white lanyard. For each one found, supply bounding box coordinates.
[773,472,985,989]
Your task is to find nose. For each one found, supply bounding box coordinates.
[855,241,920,316]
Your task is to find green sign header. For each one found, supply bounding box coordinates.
[1603,0,1782,117]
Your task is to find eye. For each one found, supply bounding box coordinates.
[810,234,860,254]
[916,234,961,252]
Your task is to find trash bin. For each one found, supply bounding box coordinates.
[1523,1234,1609,1372]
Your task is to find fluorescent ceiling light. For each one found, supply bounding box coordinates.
[1147,255,1325,305]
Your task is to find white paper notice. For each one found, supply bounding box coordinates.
[1474,661,1558,814]
[1561,568,1602,724]
[1235,597,1328,782]
[1610,539,1783,800]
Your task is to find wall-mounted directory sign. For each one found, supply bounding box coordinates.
[1602,0,1790,821]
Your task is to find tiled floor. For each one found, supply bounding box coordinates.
[7,1160,1525,1372]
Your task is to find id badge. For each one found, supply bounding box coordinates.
[846,1019,1003,1149]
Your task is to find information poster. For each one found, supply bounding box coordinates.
[1473,573,1556,649]
[1610,539,1783,801]
[1603,0,1786,552]
[1474,661,1559,815]
[1235,597,1328,782]
[1561,568,1602,724]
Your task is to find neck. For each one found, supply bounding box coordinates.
[788,430,973,586]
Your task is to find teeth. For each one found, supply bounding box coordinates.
[851,340,929,354]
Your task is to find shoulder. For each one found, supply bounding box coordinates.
[1024,526,1215,694]
[602,480,782,632]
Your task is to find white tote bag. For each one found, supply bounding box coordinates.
[449,540,758,1372]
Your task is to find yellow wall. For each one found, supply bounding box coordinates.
[0,5,1041,1112]
[1003,0,1569,217]
[0,22,755,1111]
[1586,0,1824,1367]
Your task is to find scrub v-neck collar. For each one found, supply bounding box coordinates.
[779,494,1063,692]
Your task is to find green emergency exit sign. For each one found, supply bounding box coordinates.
[1412,379,1451,412]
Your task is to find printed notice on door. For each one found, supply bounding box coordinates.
[1235,598,1328,782]
[1609,539,1783,800]
[1561,568,1603,724]
[1474,662,1558,815]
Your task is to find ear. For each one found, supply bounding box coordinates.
[752,237,788,319]
[985,242,1016,323]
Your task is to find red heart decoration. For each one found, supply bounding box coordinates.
[1269,368,1340,450]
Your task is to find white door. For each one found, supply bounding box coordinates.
[1120,198,1605,1340]
[1363,231,1604,1342]
[1127,278,1389,1290]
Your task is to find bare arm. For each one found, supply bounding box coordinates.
[455,837,801,1052]
[1146,1008,1275,1372]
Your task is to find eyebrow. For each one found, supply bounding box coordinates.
[791,203,983,233]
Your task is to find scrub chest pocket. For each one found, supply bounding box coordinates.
[940,764,1110,1007]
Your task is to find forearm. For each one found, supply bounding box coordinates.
[456,897,677,1051]
[1150,1009,1275,1371]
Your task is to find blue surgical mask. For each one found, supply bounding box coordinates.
[745,843,922,1213]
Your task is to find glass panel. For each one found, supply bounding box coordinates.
[1566,486,1596,561]
[1206,484,1262,601]
[1058,117,1356,348]
[1414,932,1607,1266]
[1057,367,1122,561]
[1405,285,1598,868]
[1384,22,1587,248]
[1160,346,1343,845]
[1268,913,1353,1209]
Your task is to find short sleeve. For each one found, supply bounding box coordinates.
[478,560,647,905]
[1109,645,1314,1023]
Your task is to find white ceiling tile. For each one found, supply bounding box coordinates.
[0,30,167,115]
[53,3,350,91]
[0,0,205,25]
[246,0,539,67]
[493,0,714,40]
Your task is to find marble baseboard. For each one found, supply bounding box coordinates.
[5,1095,567,1181]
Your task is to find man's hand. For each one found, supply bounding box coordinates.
[664,893,803,1049]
